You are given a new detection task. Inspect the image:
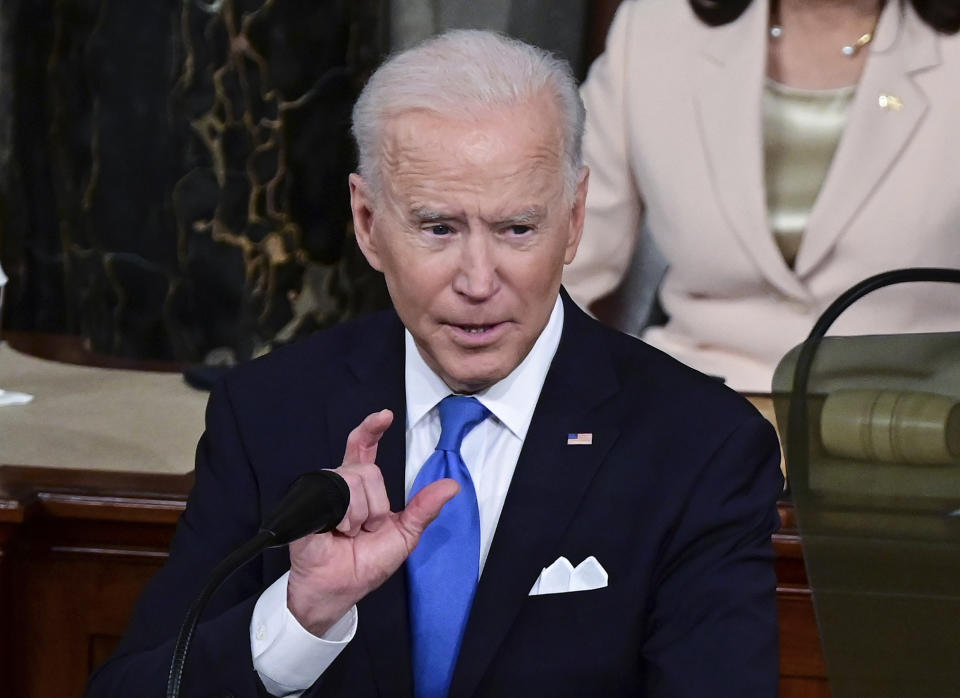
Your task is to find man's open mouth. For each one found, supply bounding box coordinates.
[459,324,495,334]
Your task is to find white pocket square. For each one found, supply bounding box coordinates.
[528,555,608,595]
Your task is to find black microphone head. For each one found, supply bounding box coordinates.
[259,470,350,545]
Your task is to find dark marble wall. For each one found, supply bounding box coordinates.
[0,0,389,361]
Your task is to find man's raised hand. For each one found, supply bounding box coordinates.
[286,409,458,636]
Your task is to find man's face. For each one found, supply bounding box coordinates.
[351,96,588,393]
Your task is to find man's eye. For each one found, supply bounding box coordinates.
[508,225,533,236]
[426,224,453,236]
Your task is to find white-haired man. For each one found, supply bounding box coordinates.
[88,30,783,698]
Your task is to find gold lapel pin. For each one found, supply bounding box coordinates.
[878,94,903,111]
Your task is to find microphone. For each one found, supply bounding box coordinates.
[260,470,351,544]
[166,470,350,698]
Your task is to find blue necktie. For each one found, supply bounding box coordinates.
[407,395,490,698]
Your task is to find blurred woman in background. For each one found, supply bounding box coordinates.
[565,0,960,391]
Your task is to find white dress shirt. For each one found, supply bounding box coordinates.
[250,296,564,696]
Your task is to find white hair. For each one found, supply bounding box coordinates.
[351,29,585,199]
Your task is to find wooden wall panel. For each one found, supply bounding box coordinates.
[0,466,185,696]
[9,551,165,697]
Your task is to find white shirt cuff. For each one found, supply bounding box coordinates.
[250,571,358,697]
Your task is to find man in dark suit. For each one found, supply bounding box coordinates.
[87,29,783,698]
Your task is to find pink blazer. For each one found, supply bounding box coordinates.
[564,0,960,391]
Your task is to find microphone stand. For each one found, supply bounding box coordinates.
[165,530,274,698]
[165,469,349,698]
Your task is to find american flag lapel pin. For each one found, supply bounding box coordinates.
[567,432,593,446]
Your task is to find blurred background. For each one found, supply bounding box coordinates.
[0,0,614,363]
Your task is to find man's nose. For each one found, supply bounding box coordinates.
[452,233,499,300]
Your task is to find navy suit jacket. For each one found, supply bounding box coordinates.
[87,292,783,697]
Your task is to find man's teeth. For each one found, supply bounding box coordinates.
[463,325,491,333]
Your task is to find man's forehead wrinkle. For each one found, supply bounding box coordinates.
[376,104,569,225]
[392,145,563,188]
[377,130,403,201]
[378,118,447,184]
[385,108,562,164]
[406,204,548,226]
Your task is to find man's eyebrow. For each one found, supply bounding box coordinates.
[495,207,544,226]
[410,207,457,222]
[408,206,545,225]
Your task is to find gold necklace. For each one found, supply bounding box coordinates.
[769,2,879,58]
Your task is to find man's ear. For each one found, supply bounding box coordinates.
[564,166,589,264]
[349,173,383,272]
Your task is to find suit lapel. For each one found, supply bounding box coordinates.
[450,296,621,697]
[795,2,937,276]
[693,0,809,300]
[326,312,414,696]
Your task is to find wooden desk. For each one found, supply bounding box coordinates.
[0,334,829,696]
[0,467,191,696]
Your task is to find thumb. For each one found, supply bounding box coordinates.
[396,478,461,544]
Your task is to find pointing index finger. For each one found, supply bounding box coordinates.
[342,409,394,465]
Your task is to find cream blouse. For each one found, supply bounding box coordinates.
[763,79,856,267]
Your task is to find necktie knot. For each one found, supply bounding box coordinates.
[435,395,489,453]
